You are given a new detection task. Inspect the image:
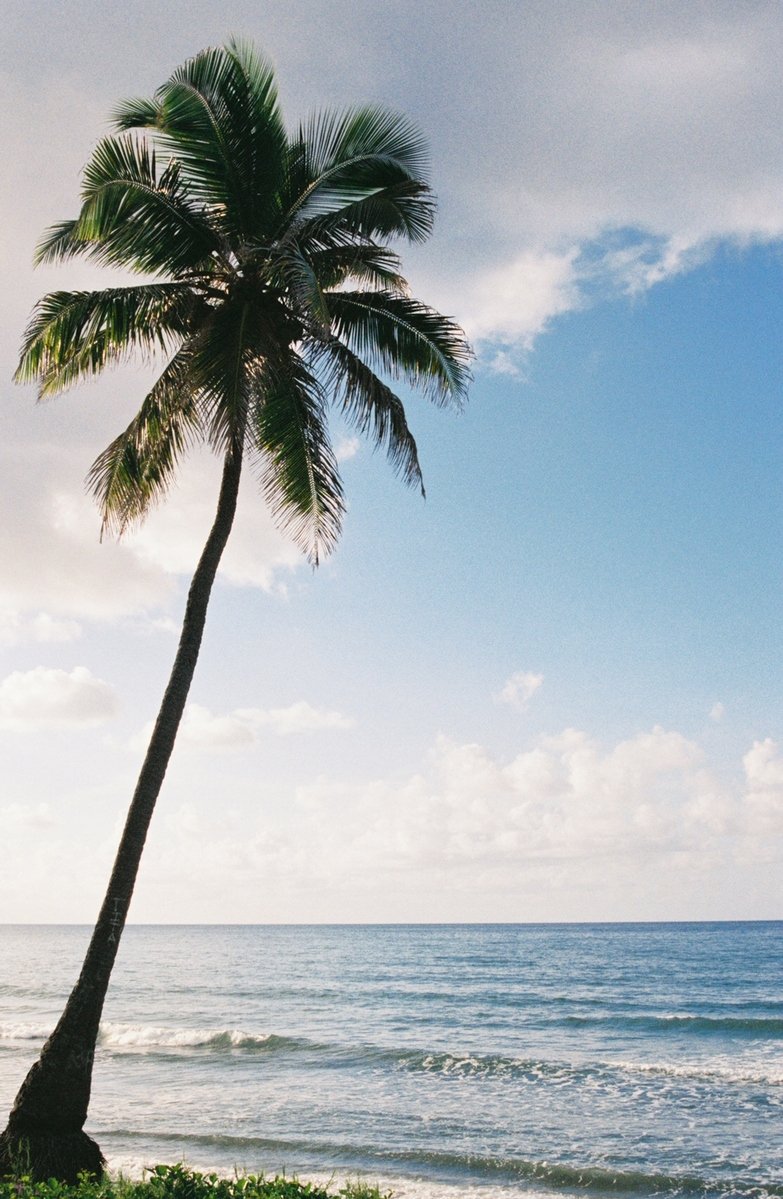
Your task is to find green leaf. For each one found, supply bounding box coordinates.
[15,284,195,397]
[87,348,203,536]
[280,104,433,246]
[310,339,424,493]
[72,134,220,274]
[117,41,287,243]
[327,290,472,405]
[33,219,90,267]
[296,104,429,187]
[187,301,256,453]
[305,242,406,292]
[275,245,331,331]
[249,353,345,564]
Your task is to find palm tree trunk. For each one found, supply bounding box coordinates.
[0,440,244,1183]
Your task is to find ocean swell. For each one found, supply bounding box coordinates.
[2,1022,780,1087]
[98,1128,783,1198]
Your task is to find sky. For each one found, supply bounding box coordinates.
[1,0,782,923]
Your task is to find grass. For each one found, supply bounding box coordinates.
[0,1164,392,1199]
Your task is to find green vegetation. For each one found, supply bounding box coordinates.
[0,1164,391,1199]
[0,1165,390,1199]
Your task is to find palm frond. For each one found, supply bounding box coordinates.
[292,178,436,248]
[305,242,407,292]
[72,135,220,274]
[249,353,344,564]
[34,220,93,267]
[87,349,203,536]
[327,290,472,406]
[274,245,331,330]
[298,104,429,186]
[310,340,424,493]
[187,300,259,453]
[15,284,195,397]
[280,104,433,246]
[111,95,159,127]
[115,41,286,242]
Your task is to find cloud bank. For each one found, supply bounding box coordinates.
[0,666,118,729]
[121,723,782,922]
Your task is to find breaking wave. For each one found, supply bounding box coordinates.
[98,1128,783,1198]
[3,1021,780,1086]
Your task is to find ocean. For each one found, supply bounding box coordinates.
[0,924,781,1199]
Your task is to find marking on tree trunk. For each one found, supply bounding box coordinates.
[107,897,123,944]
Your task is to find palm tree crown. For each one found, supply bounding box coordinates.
[16,39,471,558]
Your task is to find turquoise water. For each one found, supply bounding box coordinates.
[1,924,781,1198]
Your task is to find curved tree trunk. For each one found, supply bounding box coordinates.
[0,441,244,1183]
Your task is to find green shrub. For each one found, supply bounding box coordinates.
[0,1164,392,1199]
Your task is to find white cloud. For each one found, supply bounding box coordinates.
[239,701,355,737]
[225,727,718,871]
[460,251,580,353]
[124,721,783,922]
[0,610,81,646]
[4,714,781,921]
[0,666,119,730]
[597,233,709,296]
[0,801,55,829]
[28,613,82,642]
[496,670,544,711]
[133,700,354,753]
[0,440,306,635]
[744,738,783,790]
[0,449,175,625]
[710,702,726,723]
[742,738,783,841]
[146,617,180,636]
[285,724,742,878]
[335,436,361,463]
[180,704,256,750]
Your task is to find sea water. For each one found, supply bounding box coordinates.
[0,923,781,1198]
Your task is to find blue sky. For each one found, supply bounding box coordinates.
[1,1,782,922]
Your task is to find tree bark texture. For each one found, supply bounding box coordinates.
[0,441,244,1182]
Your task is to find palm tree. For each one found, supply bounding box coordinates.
[0,41,470,1183]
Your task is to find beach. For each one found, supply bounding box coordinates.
[1,923,781,1198]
